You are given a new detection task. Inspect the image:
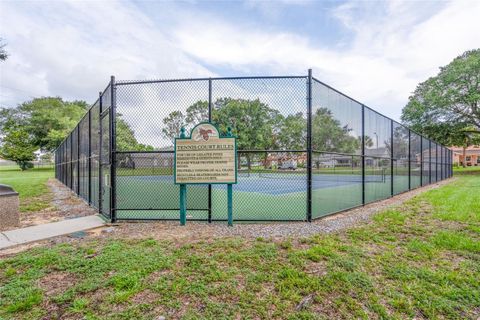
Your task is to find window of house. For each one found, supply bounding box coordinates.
[466,156,471,161]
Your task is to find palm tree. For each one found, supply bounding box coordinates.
[0,38,8,61]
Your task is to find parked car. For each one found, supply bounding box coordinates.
[279,160,297,170]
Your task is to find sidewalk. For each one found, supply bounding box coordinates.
[0,215,105,250]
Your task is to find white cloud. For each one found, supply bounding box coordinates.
[0,1,212,108]
[1,0,479,135]
[173,0,480,120]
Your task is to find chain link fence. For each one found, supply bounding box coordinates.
[55,71,453,222]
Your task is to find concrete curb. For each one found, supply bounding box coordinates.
[0,215,105,250]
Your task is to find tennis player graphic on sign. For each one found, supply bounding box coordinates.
[192,125,218,142]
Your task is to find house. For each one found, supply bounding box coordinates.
[450,146,480,166]
[263,153,307,169]
[118,153,174,169]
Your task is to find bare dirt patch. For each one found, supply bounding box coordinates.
[37,271,78,297]
[130,289,161,305]
[16,179,97,229]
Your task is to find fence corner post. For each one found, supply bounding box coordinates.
[390,119,394,196]
[420,135,423,187]
[307,69,313,222]
[361,104,365,205]
[408,129,411,190]
[110,75,117,223]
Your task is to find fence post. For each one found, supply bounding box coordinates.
[88,110,92,205]
[110,76,117,223]
[420,135,423,186]
[440,147,442,180]
[361,105,365,205]
[408,129,411,190]
[442,147,444,180]
[208,78,212,223]
[390,120,394,196]
[77,126,80,195]
[70,133,73,190]
[429,140,432,184]
[307,69,313,222]
[98,91,103,215]
[448,149,450,177]
[450,149,452,177]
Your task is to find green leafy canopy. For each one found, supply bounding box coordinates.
[401,49,480,147]
[0,97,151,169]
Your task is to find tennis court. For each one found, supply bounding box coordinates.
[55,72,452,222]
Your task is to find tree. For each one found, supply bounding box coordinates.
[392,126,409,158]
[401,49,480,152]
[186,101,209,124]
[116,114,154,151]
[171,98,285,152]
[0,97,88,152]
[312,107,360,154]
[278,112,306,150]
[212,98,280,149]
[212,98,282,169]
[0,38,7,61]
[1,97,154,169]
[363,135,374,149]
[176,99,308,168]
[162,111,185,144]
[0,126,37,170]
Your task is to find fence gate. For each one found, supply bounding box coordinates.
[99,106,111,220]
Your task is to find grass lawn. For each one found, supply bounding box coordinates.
[0,167,54,212]
[0,170,479,319]
[454,165,480,173]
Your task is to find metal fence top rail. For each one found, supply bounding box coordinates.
[115,75,308,86]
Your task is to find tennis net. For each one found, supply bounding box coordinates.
[250,168,387,183]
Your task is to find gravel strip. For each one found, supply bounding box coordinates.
[48,179,97,219]
[13,179,97,230]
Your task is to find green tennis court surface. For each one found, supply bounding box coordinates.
[114,173,418,221]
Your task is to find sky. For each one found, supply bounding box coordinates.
[0,0,479,122]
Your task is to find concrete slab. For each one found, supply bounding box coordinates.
[0,233,12,249]
[0,215,105,250]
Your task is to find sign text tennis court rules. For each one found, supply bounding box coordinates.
[174,123,237,184]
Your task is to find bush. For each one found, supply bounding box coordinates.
[17,161,34,171]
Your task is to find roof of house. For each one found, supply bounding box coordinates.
[449,146,480,156]
[449,146,480,152]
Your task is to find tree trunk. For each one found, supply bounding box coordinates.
[463,146,467,168]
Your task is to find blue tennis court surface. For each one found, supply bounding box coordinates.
[122,173,389,195]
